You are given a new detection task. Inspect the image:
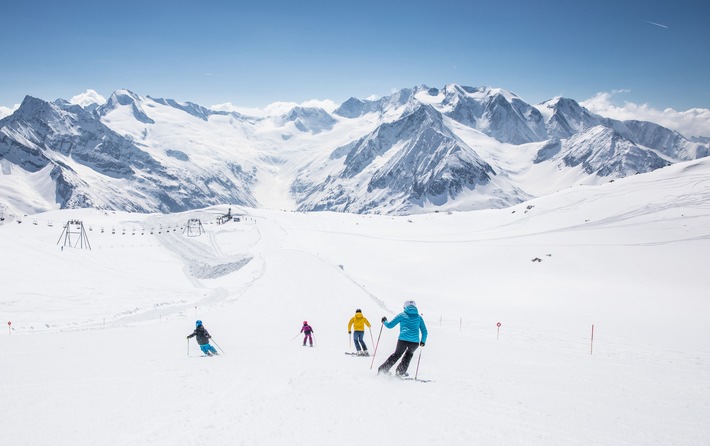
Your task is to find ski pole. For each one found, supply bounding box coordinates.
[370,323,384,370]
[369,326,374,348]
[348,332,351,349]
[187,338,190,356]
[312,333,317,347]
[414,345,424,381]
[290,332,301,341]
[211,338,226,354]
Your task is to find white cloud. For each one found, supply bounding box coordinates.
[300,98,338,112]
[211,98,339,117]
[69,89,107,108]
[0,103,20,119]
[582,91,710,138]
[209,102,240,112]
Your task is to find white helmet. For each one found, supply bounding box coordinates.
[403,300,416,308]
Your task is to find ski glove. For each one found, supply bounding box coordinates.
[348,331,351,334]
[420,342,425,347]
[381,316,388,322]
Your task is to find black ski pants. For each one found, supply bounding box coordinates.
[378,339,419,375]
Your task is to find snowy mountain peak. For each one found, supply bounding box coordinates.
[13,95,60,118]
[148,96,225,121]
[97,90,155,124]
[403,103,446,131]
[449,84,521,103]
[440,84,547,144]
[538,97,602,139]
[107,89,142,107]
[539,96,590,119]
[333,87,421,119]
[332,97,369,118]
[10,96,83,135]
[278,106,337,134]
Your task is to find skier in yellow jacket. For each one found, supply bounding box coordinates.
[347,309,372,356]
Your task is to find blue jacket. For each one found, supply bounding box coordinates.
[384,305,428,343]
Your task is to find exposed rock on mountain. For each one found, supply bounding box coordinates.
[1,84,707,216]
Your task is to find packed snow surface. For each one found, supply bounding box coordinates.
[1,159,709,445]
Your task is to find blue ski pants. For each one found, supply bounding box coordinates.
[200,344,218,355]
[353,330,367,351]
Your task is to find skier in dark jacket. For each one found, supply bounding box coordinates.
[187,320,219,356]
[378,300,427,377]
[301,321,314,347]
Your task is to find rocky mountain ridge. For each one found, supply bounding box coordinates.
[1,84,707,216]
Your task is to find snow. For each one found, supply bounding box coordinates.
[534,98,557,122]
[0,162,60,214]
[93,92,383,214]
[1,158,710,445]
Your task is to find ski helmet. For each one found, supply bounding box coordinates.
[356,309,362,313]
[303,321,308,325]
[403,300,416,308]
[196,320,203,326]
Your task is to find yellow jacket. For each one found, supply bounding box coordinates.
[348,313,371,332]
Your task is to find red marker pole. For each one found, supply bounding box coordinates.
[590,324,595,355]
[496,322,501,340]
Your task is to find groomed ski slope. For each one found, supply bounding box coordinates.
[1,159,710,445]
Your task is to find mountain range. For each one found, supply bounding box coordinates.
[1,84,707,217]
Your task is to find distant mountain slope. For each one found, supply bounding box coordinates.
[1,94,256,213]
[1,84,707,216]
[292,104,523,213]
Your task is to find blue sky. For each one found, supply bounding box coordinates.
[2,0,709,112]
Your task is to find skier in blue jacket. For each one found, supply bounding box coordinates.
[377,300,428,377]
